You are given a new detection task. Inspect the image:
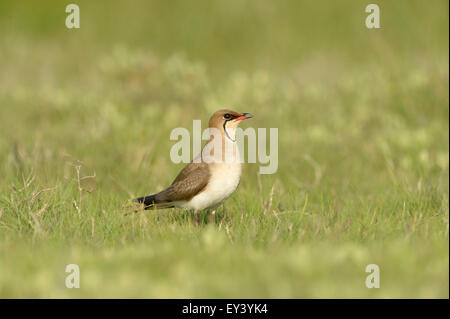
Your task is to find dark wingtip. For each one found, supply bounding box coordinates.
[134,195,158,208]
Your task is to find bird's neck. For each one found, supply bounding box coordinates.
[203,127,240,164]
[224,126,237,142]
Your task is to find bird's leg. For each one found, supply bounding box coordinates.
[209,209,216,224]
[194,210,199,226]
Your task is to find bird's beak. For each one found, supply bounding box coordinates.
[234,113,254,121]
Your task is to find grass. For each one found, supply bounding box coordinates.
[0,0,448,298]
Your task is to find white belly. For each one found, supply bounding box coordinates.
[181,162,242,210]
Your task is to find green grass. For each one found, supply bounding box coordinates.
[0,0,448,298]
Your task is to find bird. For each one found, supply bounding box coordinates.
[135,109,253,225]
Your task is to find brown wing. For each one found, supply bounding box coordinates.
[155,161,210,202]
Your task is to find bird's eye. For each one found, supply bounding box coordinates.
[224,114,232,120]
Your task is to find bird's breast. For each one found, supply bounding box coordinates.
[184,162,242,210]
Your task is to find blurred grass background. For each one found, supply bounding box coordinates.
[0,0,448,298]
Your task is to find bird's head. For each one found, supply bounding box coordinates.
[208,109,253,142]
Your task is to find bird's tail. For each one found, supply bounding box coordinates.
[135,194,174,210]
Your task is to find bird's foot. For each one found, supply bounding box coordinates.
[209,209,216,225]
[194,211,199,227]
